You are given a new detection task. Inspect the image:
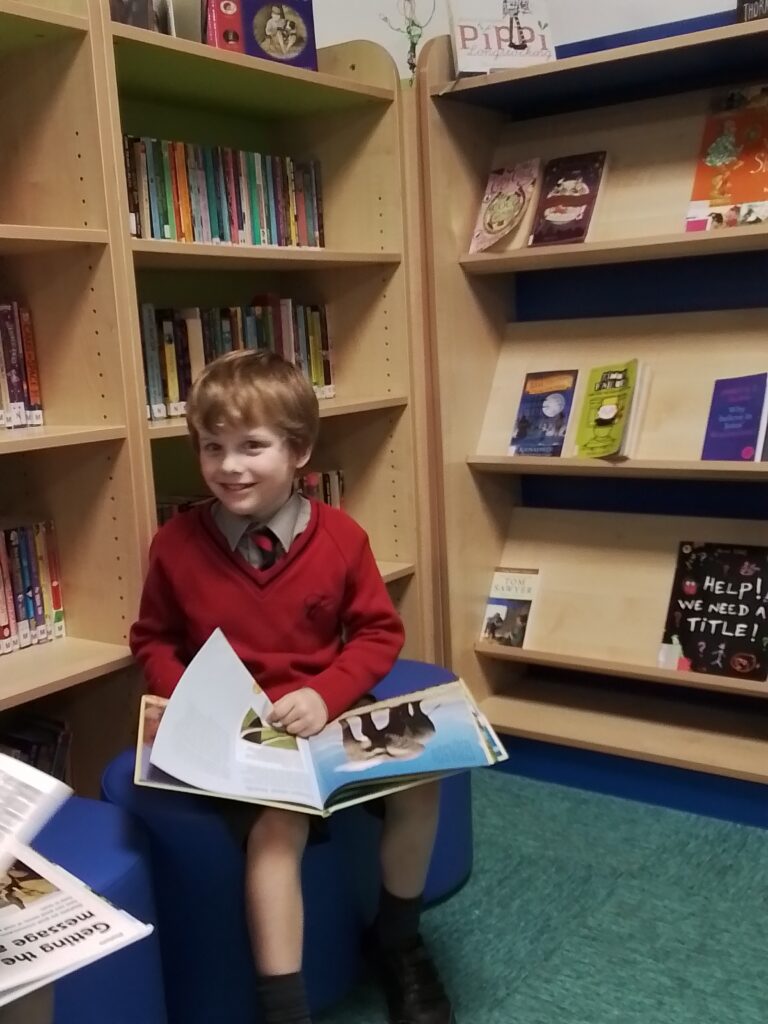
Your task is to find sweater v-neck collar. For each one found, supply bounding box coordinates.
[200,498,320,586]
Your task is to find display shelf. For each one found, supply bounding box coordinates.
[434,20,768,120]
[468,456,768,482]
[112,23,395,117]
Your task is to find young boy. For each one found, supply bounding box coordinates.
[130,351,455,1024]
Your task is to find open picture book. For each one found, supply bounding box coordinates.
[135,629,507,817]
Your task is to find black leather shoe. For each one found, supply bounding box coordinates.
[367,933,456,1024]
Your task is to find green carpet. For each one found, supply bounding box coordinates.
[321,771,768,1024]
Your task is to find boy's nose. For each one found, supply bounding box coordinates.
[220,453,243,473]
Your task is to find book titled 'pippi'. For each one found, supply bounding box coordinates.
[205,1,318,71]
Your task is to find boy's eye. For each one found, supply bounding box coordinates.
[245,440,266,451]
[203,443,221,453]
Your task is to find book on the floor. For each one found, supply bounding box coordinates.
[701,373,768,461]
[480,567,538,649]
[509,369,578,457]
[738,1,768,22]
[686,84,768,232]
[574,359,640,460]
[0,753,70,876]
[528,152,607,247]
[469,160,541,254]
[448,0,555,75]
[658,541,768,681]
[0,840,152,1008]
[136,629,507,817]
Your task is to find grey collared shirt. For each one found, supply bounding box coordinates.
[212,490,311,568]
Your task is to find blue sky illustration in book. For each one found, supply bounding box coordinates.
[658,541,768,681]
[311,686,489,803]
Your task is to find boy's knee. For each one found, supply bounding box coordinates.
[247,808,309,856]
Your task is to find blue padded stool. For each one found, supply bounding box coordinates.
[101,750,380,1024]
[32,796,167,1024]
[372,659,474,905]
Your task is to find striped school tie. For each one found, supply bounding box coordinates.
[247,526,281,569]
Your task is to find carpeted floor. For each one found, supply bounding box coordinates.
[321,770,768,1024]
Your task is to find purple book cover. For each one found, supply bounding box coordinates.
[701,373,767,461]
[242,2,317,71]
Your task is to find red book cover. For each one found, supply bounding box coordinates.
[205,0,245,52]
[528,151,607,247]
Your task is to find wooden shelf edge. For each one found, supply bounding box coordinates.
[131,239,401,270]
[0,225,109,247]
[468,455,768,482]
[432,20,767,101]
[475,640,768,699]
[112,23,394,104]
[0,425,126,455]
[0,638,133,712]
[377,561,416,584]
[460,225,768,274]
[480,693,768,785]
[0,0,88,33]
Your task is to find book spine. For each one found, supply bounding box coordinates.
[0,331,10,427]
[159,312,181,413]
[123,135,139,237]
[134,140,152,240]
[174,141,194,243]
[152,140,171,239]
[318,304,335,398]
[180,308,206,382]
[4,529,32,648]
[16,304,43,426]
[310,161,324,246]
[246,152,262,245]
[144,138,163,240]
[214,148,231,243]
[172,315,192,406]
[20,525,46,641]
[308,308,324,390]
[44,520,65,638]
[294,165,308,247]
[0,305,27,426]
[0,533,18,652]
[186,145,203,242]
[286,157,299,246]
[202,147,220,242]
[236,151,251,245]
[264,155,278,246]
[140,303,168,420]
[33,522,54,640]
[163,140,181,240]
[301,166,316,247]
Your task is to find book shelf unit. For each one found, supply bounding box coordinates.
[0,0,434,794]
[418,31,768,785]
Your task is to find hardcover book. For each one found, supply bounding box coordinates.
[205,1,318,71]
[687,85,768,232]
[528,151,607,247]
[509,369,578,457]
[658,542,768,681]
[574,359,639,460]
[480,567,538,648]
[469,160,540,254]
[701,373,768,461]
[448,1,555,75]
[738,1,768,23]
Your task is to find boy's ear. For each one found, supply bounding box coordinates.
[296,447,312,470]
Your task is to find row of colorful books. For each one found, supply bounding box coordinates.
[140,298,335,420]
[156,471,344,526]
[124,137,325,248]
[511,364,768,463]
[472,82,768,254]
[482,537,768,684]
[0,714,70,781]
[0,522,65,656]
[0,303,43,430]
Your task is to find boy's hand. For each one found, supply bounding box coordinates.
[269,688,329,738]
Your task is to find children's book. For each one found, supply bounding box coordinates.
[687,85,768,232]
[658,541,768,682]
[738,0,768,22]
[136,630,507,817]
[447,1,555,75]
[574,359,639,460]
[509,369,578,457]
[528,152,607,247]
[480,567,538,648]
[0,752,70,876]
[204,1,318,71]
[701,372,768,461]
[469,160,541,254]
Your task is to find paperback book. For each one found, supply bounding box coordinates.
[658,541,768,681]
[528,151,607,247]
[509,369,578,457]
[574,359,639,459]
[448,0,555,75]
[469,160,541,254]
[480,567,538,648]
[701,372,768,461]
[136,630,507,817]
[204,1,318,71]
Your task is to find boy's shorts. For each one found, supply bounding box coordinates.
[222,794,385,848]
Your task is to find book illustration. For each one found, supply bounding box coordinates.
[0,861,56,913]
[509,369,578,457]
[480,567,538,648]
[528,151,607,247]
[448,1,555,75]
[658,541,768,681]
[701,373,768,461]
[205,2,318,71]
[575,359,639,460]
[687,85,768,232]
[469,160,541,254]
[138,629,507,816]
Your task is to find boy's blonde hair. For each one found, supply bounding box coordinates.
[186,350,319,455]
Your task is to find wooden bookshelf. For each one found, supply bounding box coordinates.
[0,425,126,455]
[417,35,768,783]
[131,239,401,272]
[0,0,88,46]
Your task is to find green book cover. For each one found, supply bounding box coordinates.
[575,359,639,459]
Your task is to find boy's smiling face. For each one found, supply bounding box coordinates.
[199,423,310,521]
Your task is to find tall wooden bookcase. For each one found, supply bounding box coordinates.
[417,26,768,785]
[0,0,436,794]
